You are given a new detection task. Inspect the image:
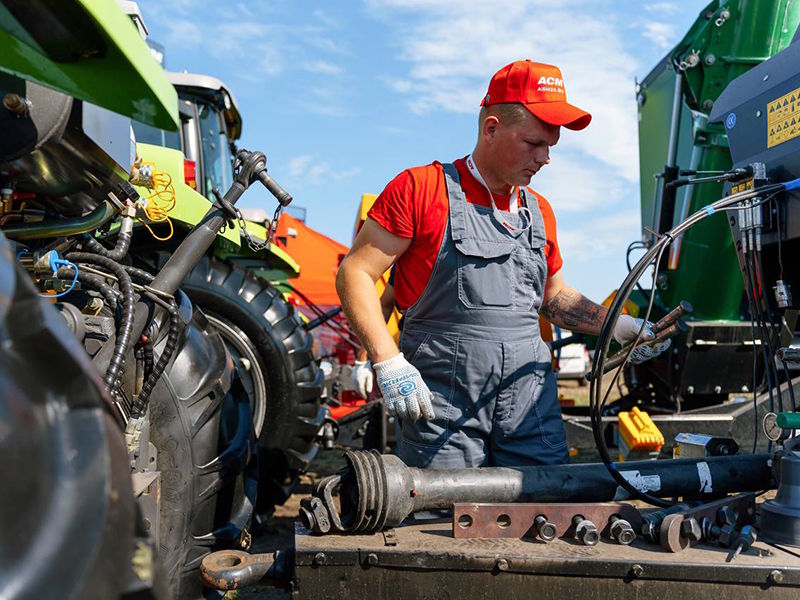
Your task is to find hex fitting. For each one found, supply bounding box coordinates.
[610,515,636,545]
[534,515,557,542]
[680,517,702,542]
[573,515,599,546]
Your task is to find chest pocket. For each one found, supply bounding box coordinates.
[454,230,546,311]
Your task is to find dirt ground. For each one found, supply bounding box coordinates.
[223,378,621,598]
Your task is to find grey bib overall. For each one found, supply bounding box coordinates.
[397,163,569,468]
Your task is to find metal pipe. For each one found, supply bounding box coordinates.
[666,72,684,168]
[300,450,775,535]
[2,201,116,239]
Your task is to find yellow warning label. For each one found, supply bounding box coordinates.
[767,86,800,147]
[731,180,754,195]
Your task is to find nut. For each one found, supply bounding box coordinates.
[769,570,784,584]
[681,518,702,542]
[313,552,326,565]
[631,564,644,578]
[717,506,737,527]
[496,558,509,571]
[366,553,379,566]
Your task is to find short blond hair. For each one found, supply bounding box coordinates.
[478,103,529,131]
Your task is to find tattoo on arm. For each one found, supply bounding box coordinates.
[540,287,608,334]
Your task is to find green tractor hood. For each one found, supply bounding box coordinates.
[0,0,177,130]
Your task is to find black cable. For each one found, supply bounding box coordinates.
[590,181,787,507]
[131,297,180,417]
[751,249,782,413]
[81,232,132,262]
[56,266,120,312]
[626,241,649,299]
[66,252,136,395]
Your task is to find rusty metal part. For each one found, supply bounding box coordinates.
[200,548,292,591]
[294,518,800,599]
[3,92,29,115]
[452,503,641,542]
[599,320,686,375]
[653,300,694,333]
[300,450,774,535]
[659,493,756,552]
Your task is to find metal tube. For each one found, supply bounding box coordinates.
[3,201,116,239]
[301,451,775,534]
[666,72,684,168]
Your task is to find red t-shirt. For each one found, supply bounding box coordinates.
[368,157,563,311]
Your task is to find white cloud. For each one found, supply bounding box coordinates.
[285,155,361,185]
[366,0,641,183]
[642,21,676,50]
[304,60,343,75]
[558,210,641,264]
[644,2,679,14]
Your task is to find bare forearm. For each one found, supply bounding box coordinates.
[540,286,608,334]
[336,262,399,363]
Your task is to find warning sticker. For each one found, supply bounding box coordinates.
[767,86,800,148]
[730,180,754,195]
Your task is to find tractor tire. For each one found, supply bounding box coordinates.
[182,257,325,510]
[149,307,256,600]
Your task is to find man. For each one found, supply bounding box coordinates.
[336,60,668,469]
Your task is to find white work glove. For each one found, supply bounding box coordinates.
[350,360,374,399]
[613,314,671,364]
[373,353,435,421]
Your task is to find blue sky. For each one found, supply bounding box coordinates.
[136,0,707,301]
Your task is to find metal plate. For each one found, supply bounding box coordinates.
[451,502,642,541]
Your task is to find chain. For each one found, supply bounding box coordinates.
[235,202,283,253]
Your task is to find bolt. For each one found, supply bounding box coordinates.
[366,553,379,566]
[86,297,103,312]
[714,385,722,394]
[704,54,716,66]
[717,506,738,527]
[313,552,326,566]
[769,569,784,584]
[687,386,695,394]
[3,93,29,116]
[702,99,714,111]
[496,558,509,571]
[573,515,599,546]
[680,517,702,542]
[610,515,636,545]
[143,518,151,531]
[534,515,557,542]
[631,564,644,578]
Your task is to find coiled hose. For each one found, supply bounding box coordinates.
[81,232,132,262]
[66,252,135,394]
[123,266,182,418]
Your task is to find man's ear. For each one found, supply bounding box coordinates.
[482,115,500,142]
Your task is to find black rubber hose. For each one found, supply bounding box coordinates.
[66,252,136,394]
[81,232,132,262]
[142,326,155,382]
[56,266,120,312]
[131,298,180,417]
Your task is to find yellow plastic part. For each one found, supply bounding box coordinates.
[618,407,664,454]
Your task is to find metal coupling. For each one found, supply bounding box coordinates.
[609,515,636,545]
[534,515,557,542]
[573,515,599,546]
[774,280,792,309]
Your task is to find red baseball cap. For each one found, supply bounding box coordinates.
[481,60,591,131]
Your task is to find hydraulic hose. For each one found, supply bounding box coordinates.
[122,266,182,418]
[56,266,120,312]
[66,252,136,395]
[590,180,790,507]
[81,232,132,262]
[131,297,179,418]
[2,201,117,240]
